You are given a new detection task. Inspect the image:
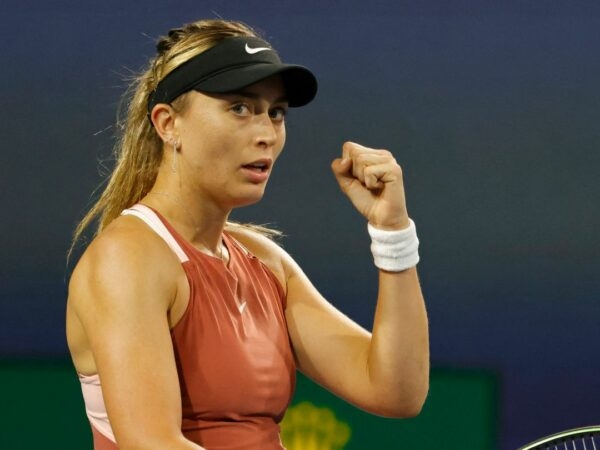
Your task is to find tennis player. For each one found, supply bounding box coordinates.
[66,18,429,450]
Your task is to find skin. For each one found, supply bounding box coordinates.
[66,75,429,449]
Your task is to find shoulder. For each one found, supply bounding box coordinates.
[69,215,182,315]
[73,214,178,279]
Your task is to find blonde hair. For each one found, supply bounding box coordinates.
[71,19,280,255]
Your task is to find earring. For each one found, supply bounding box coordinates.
[167,137,178,173]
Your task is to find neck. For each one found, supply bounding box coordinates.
[142,188,229,257]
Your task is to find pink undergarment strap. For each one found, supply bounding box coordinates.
[121,204,189,263]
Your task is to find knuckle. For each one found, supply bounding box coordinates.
[377,148,393,157]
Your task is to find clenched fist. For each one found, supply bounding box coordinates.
[331,142,410,231]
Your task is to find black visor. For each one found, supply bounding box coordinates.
[147,36,318,114]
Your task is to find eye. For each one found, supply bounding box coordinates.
[231,102,251,115]
[269,107,288,121]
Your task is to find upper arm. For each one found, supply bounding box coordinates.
[280,254,377,410]
[68,222,186,447]
[228,226,375,411]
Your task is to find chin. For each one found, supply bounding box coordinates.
[231,191,266,208]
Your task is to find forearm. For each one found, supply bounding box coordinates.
[367,267,429,416]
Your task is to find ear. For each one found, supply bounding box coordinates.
[150,103,177,142]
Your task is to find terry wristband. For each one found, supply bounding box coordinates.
[368,219,420,272]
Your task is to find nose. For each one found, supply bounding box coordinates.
[253,113,278,148]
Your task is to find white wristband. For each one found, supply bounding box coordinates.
[368,219,420,272]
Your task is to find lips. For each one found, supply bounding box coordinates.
[240,158,272,183]
[241,159,271,173]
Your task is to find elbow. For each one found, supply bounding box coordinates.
[379,391,428,419]
[371,379,430,419]
[396,392,428,418]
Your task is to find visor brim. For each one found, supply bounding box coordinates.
[192,64,317,107]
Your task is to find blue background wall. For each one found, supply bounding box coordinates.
[1,1,599,448]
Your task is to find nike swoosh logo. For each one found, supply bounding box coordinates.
[245,43,271,54]
[238,301,247,314]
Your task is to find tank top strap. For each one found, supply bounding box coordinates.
[121,203,189,263]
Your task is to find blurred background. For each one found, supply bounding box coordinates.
[1,1,599,448]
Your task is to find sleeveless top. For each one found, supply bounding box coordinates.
[79,204,296,449]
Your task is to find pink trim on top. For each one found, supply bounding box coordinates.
[79,373,116,444]
[121,204,189,263]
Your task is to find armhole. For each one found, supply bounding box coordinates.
[121,204,189,263]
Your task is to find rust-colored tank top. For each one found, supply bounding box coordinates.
[117,204,296,449]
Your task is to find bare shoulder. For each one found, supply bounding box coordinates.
[68,215,182,315]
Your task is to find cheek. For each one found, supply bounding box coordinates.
[274,127,286,161]
[181,123,224,163]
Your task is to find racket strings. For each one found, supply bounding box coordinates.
[557,434,598,450]
[521,427,600,450]
[537,434,599,450]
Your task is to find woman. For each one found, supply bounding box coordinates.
[66,19,429,450]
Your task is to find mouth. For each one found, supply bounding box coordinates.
[241,159,272,173]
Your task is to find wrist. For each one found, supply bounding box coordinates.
[368,215,410,231]
[368,219,420,272]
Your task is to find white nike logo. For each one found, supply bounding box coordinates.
[245,43,271,54]
[238,301,247,314]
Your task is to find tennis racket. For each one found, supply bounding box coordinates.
[518,425,600,450]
